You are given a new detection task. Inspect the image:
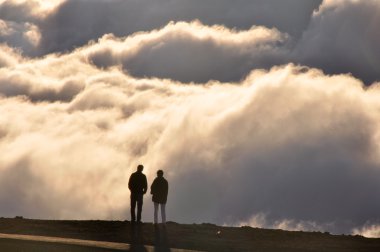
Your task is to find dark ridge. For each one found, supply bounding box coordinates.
[0,217,379,252]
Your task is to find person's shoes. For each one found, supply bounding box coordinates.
[137,220,143,225]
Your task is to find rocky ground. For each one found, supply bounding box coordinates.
[0,217,379,252]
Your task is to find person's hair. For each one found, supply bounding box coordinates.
[157,170,164,177]
[137,164,144,172]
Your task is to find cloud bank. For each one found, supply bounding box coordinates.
[35,0,322,54]
[1,0,379,83]
[85,21,289,83]
[0,0,380,237]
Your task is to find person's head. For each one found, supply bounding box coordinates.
[137,164,144,172]
[157,170,164,177]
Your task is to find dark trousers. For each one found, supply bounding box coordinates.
[130,193,143,222]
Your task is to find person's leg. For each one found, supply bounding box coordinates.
[154,202,159,224]
[130,194,136,222]
[161,203,166,224]
[137,193,143,222]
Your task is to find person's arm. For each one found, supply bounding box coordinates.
[150,179,156,195]
[143,175,148,194]
[128,174,133,191]
[165,180,169,197]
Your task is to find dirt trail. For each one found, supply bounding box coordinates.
[0,233,204,252]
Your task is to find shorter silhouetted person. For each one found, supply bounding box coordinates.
[128,164,148,224]
[150,170,168,224]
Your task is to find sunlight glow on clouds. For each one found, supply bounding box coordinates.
[237,213,326,232]
[0,0,65,18]
[0,44,22,67]
[84,21,288,83]
[353,224,380,238]
[0,20,41,53]
[0,0,380,237]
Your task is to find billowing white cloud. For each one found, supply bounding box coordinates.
[1,33,380,234]
[35,0,321,54]
[0,44,22,67]
[0,0,380,237]
[0,0,322,55]
[237,213,327,232]
[2,0,380,83]
[84,21,289,83]
[0,0,63,56]
[353,224,380,238]
[0,0,64,20]
[0,19,41,55]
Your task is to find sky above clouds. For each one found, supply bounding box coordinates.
[1,0,380,237]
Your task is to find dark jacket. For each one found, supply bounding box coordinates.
[150,177,168,204]
[128,171,147,194]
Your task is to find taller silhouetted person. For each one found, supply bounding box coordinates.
[150,170,168,224]
[128,164,148,224]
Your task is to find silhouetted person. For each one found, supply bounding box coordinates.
[129,164,148,224]
[150,170,168,224]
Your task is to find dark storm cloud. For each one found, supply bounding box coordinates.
[37,0,380,83]
[2,0,380,84]
[0,0,39,23]
[37,0,321,54]
[293,0,380,84]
